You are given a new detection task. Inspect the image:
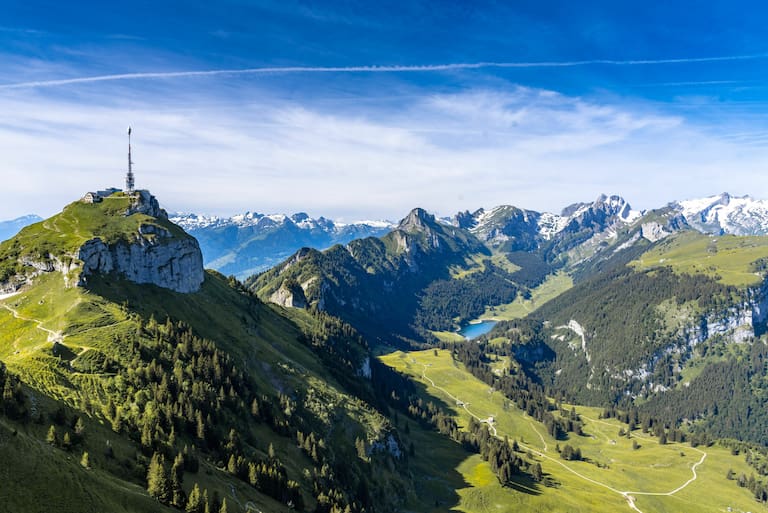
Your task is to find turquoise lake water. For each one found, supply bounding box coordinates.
[457,320,498,340]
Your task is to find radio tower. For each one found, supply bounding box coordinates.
[126,127,135,193]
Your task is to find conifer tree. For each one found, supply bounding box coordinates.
[74,417,85,438]
[355,437,367,459]
[111,408,123,433]
[147,452,171,503]
[203,489,210,513]
[531,462,543,482]
[195,410,206,442]
[186,483,202,513]
[171,453,186,507]
[227,454,238,475]
[248,461,259,487]
[46,425,57,445]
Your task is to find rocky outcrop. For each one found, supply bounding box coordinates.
[0,191,205,295]
[77,234,204,293]
[126,190,168,219]
[70,192,203,293]
[269,282,307,308]
[397,207,433,233]
[640,221,671,242]
[614,280,768,396]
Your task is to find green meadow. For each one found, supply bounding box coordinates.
[632,231,768,287]
[380,348,763,513]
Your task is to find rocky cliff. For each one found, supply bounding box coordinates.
[0,191,204,294]
[77,230,204,293]
[75,193,204,293]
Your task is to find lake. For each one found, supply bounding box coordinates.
[457,320,498,340]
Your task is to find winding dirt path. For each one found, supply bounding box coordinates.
[418,362,707,513]
[525,416,549,452]
[0,300,63,344]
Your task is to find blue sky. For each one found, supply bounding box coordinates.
[2,0,768,221]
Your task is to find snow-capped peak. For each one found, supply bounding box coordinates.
[543,194,640,239]
[171,211,395,233]
[538,211,571,240]
[673,192,768,235]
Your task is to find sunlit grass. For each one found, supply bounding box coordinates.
[482,271,573,320]
[632,231,768,286]
[380,348,762,513]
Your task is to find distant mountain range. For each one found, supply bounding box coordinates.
[672,192,768,235]
[172,193,768,280]
[456,192,768,248]
[0,215,42,242]
[170,211,394,278]
[5,193,768,280]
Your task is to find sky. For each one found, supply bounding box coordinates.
[2,1,768,222]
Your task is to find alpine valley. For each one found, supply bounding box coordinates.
[5,190,768,513]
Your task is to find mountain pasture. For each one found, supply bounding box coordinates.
[380,349,762,513]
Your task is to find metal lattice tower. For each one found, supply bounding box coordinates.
[126,127,135,193]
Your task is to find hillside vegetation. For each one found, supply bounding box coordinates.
[379,348,763,513]
[0,267,427,512]
[632,231,768,286]
[0,197,431,513]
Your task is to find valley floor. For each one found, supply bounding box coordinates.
[381,349,763,513]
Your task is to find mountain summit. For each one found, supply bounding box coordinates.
[672,192,768,235]
[0,190,204,294]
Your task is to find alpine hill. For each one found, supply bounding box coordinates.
[0,190,431,513]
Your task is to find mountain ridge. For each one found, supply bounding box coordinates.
[170,210,394,279]
[5,189,768,512]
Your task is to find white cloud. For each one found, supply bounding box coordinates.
[0,86,766,222]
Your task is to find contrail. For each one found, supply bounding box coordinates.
[1,54,766,90]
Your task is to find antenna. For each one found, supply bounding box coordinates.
[126,127,135,193]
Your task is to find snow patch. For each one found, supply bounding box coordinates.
[171,211,394,232]
[674,192,768,235]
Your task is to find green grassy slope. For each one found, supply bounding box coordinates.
[481,271,573,321]
[0,194,189,282]
[0,266,421,512]
[0,415,178,513]
[380,349,762,513]
[632,231,768,286]
[0,194,424,513]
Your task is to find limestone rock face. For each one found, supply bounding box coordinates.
[269,282,307,308]
[127,190,168,219]
[78,235,204,293]
[640,221,670,242]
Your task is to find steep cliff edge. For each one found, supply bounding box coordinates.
[0,191,204,294]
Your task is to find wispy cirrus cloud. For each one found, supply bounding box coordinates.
[2,53,768,90]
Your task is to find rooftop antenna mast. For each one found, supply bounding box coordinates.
[126,127,135,193]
